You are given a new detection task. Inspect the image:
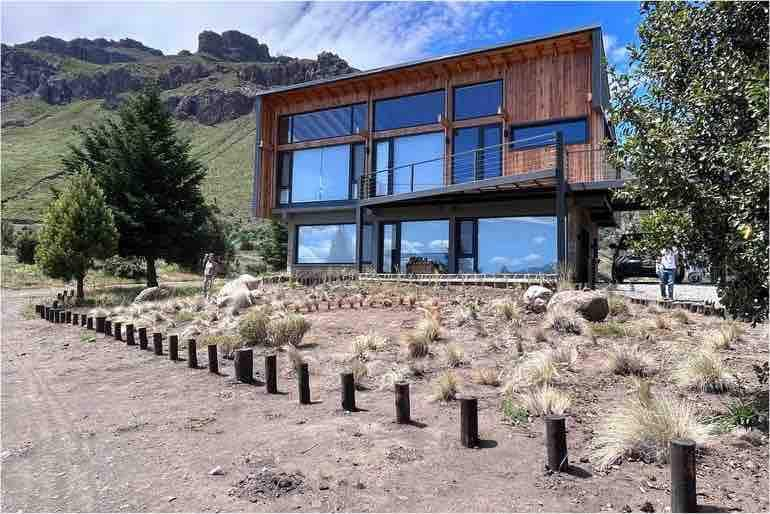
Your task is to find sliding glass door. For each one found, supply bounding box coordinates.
[379,220,449,274]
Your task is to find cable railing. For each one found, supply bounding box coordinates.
[565,147,622,183]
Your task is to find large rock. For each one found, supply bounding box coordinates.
[134,286,171,303]
[522,285,553,313]
[216,274,262,310]
[547,290,609,322]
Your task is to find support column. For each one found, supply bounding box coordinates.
[555,131,567,269]
[355,206,364,273]
[448,215,457,274]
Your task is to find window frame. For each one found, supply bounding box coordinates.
[373,130,446,196]
[452,79,503,121]
[471,215,558,274]
[373,89,446,132]
[279,102,368,145]
[509,116,589,151]
[294,223,358,266]
[377,218,451,273]
[452,123,503,184]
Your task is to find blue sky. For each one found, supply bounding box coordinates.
[1,1,640,70]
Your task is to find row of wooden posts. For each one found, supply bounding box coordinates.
[629,296,725,318]
[35,301,698,513]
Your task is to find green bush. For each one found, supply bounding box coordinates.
[239,307,271,345]
[15,230,38,264]
[102,256,145,280]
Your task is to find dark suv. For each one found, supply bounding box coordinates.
[610,234,685,284]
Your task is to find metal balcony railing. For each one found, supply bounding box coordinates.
[565,147,622,183]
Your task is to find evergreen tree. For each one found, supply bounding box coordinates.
[63,87,219,287]
[254,219,288,270]
[35,166,118,299]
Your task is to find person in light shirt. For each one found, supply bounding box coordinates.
[656,247,678,300]
[202,253,218,299]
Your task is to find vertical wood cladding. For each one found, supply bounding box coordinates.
[255,30,608,218]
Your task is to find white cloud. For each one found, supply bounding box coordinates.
[532,236,546,245]
[602,34,630,67]
[429,239,449,251]
[401,239,425,254]
[523,253,542,263]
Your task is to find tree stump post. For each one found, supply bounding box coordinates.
[341,372,356,411]
[187,339,198,368]
[65,311,72,324]
[207,344,218,373]
[168,335,178,361]
[153,332,163,355]
[395,382,410,424]
[297,363,310,404]
[460,397,479,448]
[87,317,94,330]
[671,439,697,513]
[545,415,568,472]
[113,321,122,341]
[95,316,106,333]
[44,306,50,321]
[72,313,79,325]
[81,313,87,327]
[138,327,148,349]
[126,324,135,345]
[265,354,277,393]
[233,348,253,383]
[104,319,112,336]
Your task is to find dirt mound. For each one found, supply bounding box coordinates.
[229,467,305,503]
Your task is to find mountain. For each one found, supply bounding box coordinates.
[1,30,358,222]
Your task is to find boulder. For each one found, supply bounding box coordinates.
[133,286,171,303]
[523,285,553,313]
[216,275,262,311]
[548,290,609,322]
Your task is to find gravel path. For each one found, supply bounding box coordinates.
[604,282,721,306]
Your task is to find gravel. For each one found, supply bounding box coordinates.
[603,283,721,306]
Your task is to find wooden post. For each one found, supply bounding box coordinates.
[153,332,163,355]
[138,327,148,349]
[126,324,135,345]
[113,321,122,341]
[395,382,410,423]
[187,339,197,368]
[545,415,568,472]
[87,317,94,330]
[95,316,106,333]
[207,344,218,373]
[44,306,50,321]
[104,319,112,336]
[72,313,79,325]
[81,313,87,327]
[297,363,310,404]
[341,372,356,411]
[233,348,253,383]
[38,305,45,319]
[65,311,72,324]
[265,354,277,393]
[460,397,479,448]
[670,439,697,513]
[168,335,178,361]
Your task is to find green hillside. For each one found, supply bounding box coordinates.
[1,97,255,223]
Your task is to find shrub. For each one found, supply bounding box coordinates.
[591,380,713,470]
[502,397,529,425]
[201,334,240,359]
[545,305,583,334]
[703,329,731,350]
[444,343,465,367]
[102,255,145,280]
[674,348,737,393]
[433,370,459,401]
[671,309,690,324]
[515,385,571,416]
[605,343,655,376]
[352,331,387,358]
[502,351,559,394]
[712,398,765,432]
[239,307,271,345]
[417,307,441,341]
[402,332,430,358]
[608,294,631,317]
[15,229,38,264]
[472,367,501,386]
[495,299,520,322]
[1,220,15,254]
[590,321,636,339]
[267,314,311,347]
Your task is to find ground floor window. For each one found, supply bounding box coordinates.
[473,217,557,273]
[380,220,449,274]
[296,224,356,264]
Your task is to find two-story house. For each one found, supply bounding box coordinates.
[251,25,621,285]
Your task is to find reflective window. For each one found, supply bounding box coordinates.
[278,152,292,204]
[400,220,449,274]
[351,143,365,199]
[279,104,367,144]
[511,118,588,149]
[291,145,351,203]
[374,90,445,131]
[453,124,501,183]
[476,217,557,273]
[393,132,444,193]
[375,140,390,196]
[454,80,502,120]
[382,223,397,273]
[296,224,356,264]
[362,224,373,263]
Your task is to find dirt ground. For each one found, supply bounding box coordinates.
[2,284,768,513]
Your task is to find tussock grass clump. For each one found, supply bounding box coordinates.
[444,343,466,367]
[591,380,713,470]
[703,329,731,350]
[495,299,521,321]
[353,331,388,354]
[472,367,501,386]
[502,351,559,394]
[267,314,311,347]
[674,348,737,393]
[545,305,583,334]
[416,307,441,341]
[433,370,459,401]
[549,343,578,370]
[402,332,430,358]
[201,334,240,359]
[719,320,743,345]
[238,306,272,346]
[591,320,637,339]
[654,314,671,330]
[515,385,571,416]
[671,309,690,324]
[608,294,630,317]
[605,343,655,376]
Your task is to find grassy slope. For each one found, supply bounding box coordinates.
[1,97,255,222]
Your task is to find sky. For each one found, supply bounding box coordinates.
[1,1,641,70]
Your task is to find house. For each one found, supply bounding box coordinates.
[251,25,622,285]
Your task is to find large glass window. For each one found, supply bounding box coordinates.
[452,124,502,184]
[375,132,445,195]
[279,103,367,144]
[351,143,365,199]
[374,90,445,131]
[362,224,373,263]
[382,223,397,273]
[510,118,588,150]
[476,217,557,273]
[400,220,449,274]
[291,144,351,203]
[296,224,356,264]
[454,80,502,120]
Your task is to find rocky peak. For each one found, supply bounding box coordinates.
[16,35,163,64]
[197,30,270,62]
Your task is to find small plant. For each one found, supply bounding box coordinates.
[408,295,417,307]
[352,331,388,356]
[671,309,690,324]
[502,351,559,394]
[608,294,630,317]
[432,370,459,401]
[703,329,731,350]
[718,320,743,345]
[495,299,520,322]
[674,348,737,393]
[515,385,571,416]
[202,334,240,360]
[712,398,763,431]
[379,366,409,390]
[545,304,583,334]
[654,314,670,330]
[402,331,430,358]
[556,263,575,291]
[351,360,368,387]
[239,306,272,346]
[549,343,578,370]
[267,314,311,347]
[473,367,501,386]
[605,343,655,376]
[417,307,441,341]
[590,321,635,339]
[444,343,466,367]
[501,397,529,425]
[175,310,195,322]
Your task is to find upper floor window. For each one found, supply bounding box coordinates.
[374,90,445,131]
[453,80,502,121]
[279,103,367,144]
[286,144,351,203]
[453,124,502,184]
[373,132,445,196]
[510,118,588,150]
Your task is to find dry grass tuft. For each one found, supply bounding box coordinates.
[590,320,637,339]
[351,360,368,386]
[719,320,743,345]
[703,329,731,350]
[444,342,466,367]
[605,343,655,376]
[515,385,571,416]
[402,332,430,358]
[671,309,690,325]
[351,331,387,361]
[502,351,559,394]
[495,299,521,322]
[591,380,714,470]
[654,314,671,330]
[472,367,501,386]
[545,305,583,334]
[549,343,578,370]
[432,370,460,401]
[608,294,630,317]
[674,348,737,393]
[416,307,442,341]
[267,314,311,347]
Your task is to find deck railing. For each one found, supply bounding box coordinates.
[565,147,622,183]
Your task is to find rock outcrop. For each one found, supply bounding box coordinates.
[164,88,255,125]
[18,36,163,64]
[522,285,553,313]
[197,30,270,62]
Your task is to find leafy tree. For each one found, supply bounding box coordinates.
[35,167,118,299]
[63,87,217,287]
[1,220,15,255]
[15,229,38,264]
[253,219,288,271]
[609,1,769,321]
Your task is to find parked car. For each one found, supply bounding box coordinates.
[610,234,685,284]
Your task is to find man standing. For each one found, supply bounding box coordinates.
[202,253,217,299]
[657,247,678,300]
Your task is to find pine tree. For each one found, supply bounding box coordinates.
[63,86,220,287]
[35,166,118,299]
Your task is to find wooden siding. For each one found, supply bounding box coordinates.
[255,30,606,218]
